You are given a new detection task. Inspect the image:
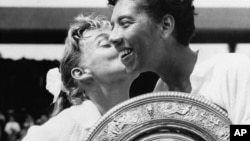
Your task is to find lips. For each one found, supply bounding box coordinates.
[121,48,133,59]
[119,48,134,64]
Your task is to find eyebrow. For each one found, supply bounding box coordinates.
[95,33,110,46]
[118,15,133,22]
[111,15,133,25]
[95,33,109,40]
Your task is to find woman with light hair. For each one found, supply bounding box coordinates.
[22,14,138,141]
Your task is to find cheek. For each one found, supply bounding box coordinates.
[128,28,154,52]
[82,52,101,69]
[89,51,118,68]
[129,24,155,44]
[92,60,120,78]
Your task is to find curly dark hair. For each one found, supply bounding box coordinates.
[108,0,196,46]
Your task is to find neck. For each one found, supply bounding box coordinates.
[87,79,132,115]
[156,43,197,93]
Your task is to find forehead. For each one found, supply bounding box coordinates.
[79,28,110,49]
[83,28,111,38]
[111,0,142,20]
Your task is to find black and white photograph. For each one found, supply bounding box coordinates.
[0,0,250,140]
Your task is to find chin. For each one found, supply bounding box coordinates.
[125,67,139,76]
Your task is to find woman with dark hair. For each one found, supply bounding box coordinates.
[108,0,250,124]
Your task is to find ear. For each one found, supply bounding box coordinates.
[71,67,92,81]
[160,14,175,39]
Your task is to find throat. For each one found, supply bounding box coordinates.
[168,80,192,93]
[160,71,192,93]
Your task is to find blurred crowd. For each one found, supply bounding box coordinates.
[0,109,48,141]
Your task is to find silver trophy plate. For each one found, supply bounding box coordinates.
[84,92,231,141]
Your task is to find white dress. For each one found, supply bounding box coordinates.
[154,53,250,124]
[22,100,101,141]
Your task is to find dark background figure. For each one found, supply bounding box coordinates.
[4,110,21,141]
[19,114,34,140]
[0,111,6,141]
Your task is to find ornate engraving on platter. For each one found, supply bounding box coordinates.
[93,102,229,141]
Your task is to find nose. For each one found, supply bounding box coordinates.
[109,28,123,49]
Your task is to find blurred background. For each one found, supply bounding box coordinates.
[0,0,250,140]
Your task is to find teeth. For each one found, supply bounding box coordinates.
[121,49,132,58]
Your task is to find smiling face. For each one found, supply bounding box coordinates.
[110,0,163,74]
[80,28,136,83]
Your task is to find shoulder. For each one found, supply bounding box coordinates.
[52,100,101,133]
[45,100,100,129]
[22,125,50,141]
[208,53,250,71]
[23,100,101,141]
[66,100,101,123]
[23,113,74,141]
[212,53,250,65]
[206,53,250,85]
[192,53,250,82]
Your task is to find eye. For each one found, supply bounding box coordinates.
[99,40,111,48]
[120,19,132,28]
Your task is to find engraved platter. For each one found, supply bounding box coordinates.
[84,92,231,141]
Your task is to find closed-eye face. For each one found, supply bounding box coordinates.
[79,28,135,83]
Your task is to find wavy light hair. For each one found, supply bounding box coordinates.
[51,14,111,116]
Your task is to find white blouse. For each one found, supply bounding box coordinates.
[154,53,250,124]
[22,100,101,141]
